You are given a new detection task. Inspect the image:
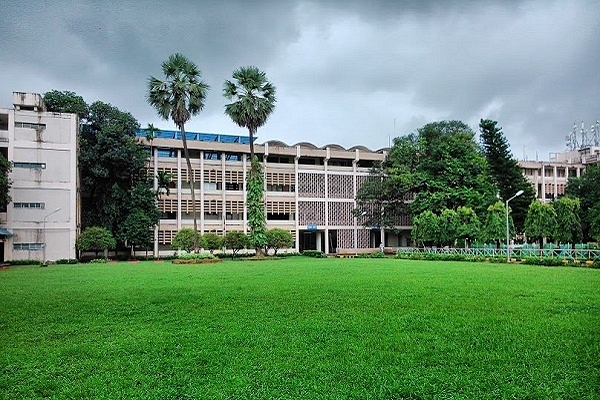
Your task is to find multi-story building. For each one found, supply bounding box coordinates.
[0,92,79,262]
[139,129,409,256]
[519,146,599,202]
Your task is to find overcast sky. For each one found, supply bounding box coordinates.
[1,0,598,160]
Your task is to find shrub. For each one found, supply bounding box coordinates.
[56,258,78,265]
[89,258,107,264]
[76,227,116,258]
[172,228,200,253]
[7,259,42,266]
[301,250,326,258]
[223,231,249,260]
[202,233,223,254]
[265,228,294,256]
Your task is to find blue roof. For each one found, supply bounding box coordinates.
[137,128,254,144]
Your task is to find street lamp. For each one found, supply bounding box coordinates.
[43,207,61,264]
[506,190,523,262]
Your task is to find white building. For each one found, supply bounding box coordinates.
[0,92,79,262]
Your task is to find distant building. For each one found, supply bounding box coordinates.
[138,128,410,256]
[0,92,79,262]
[519,146,600,202]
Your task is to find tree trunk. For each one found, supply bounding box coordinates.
[180,125,199,251]
[249,126,256,160]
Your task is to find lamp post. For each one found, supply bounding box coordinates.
[43,207,61,264]
[506,190,523,262]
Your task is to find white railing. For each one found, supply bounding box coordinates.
[397,247,600,261]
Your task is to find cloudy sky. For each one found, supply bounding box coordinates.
[1,0,598,159]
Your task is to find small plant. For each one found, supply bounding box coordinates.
[89,258,107,264]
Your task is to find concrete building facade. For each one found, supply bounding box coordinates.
[0,92,79,262]
[139,129,409,256]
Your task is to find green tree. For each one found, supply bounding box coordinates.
[456,206,481,248]
[553,196,582,246]
[43,90,89,119]
[412,121,497,218]
[482,201,508,247]
[78,101,153,234]
[438,208,459,247]
[223,66,276,160]
[411,210,439,247]
[355,135,417,229]
[148,53,210,249]
[117,208,156,257]
[246,157,267,254]
[525,200,557,245]
[202,232,223,254]
[479,119,536,232]
[0,153,11,211]
[75,226,116,259]
[588,204,600,242]
[265,228,294,256]
[223,231,249,260]
[566,163,600,241]
[172,228,200,253]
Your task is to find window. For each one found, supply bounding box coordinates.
[157,149,177,158]
[15,122,46,130]
[14,202,45,209]
[13,162,46,169]
[225,182,241,191]
[13,243,44,251]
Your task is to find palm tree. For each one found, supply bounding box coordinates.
[147,53,209,250]
[223,66,276,256]
[223,66,276,160]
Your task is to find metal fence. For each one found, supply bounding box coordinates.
[397,246,600,261]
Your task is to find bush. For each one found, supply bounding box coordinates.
[7,259,42,266]
[56,258,79,265]
[301,250,326,258]
[172,228,200,252]
[89,258,107,264]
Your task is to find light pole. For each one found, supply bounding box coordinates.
[506,190,523,262]
[43,207,61,264]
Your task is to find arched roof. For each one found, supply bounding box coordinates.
[265,140,288,147]
[323,144,346,151]
[349,145,371,152]
[293,142,318,149]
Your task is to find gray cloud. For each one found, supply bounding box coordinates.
[1,0,598,157]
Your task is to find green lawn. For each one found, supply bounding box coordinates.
[1,258,599,399]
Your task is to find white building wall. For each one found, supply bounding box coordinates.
[0,93,78,262]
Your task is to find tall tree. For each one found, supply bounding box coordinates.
[479,119,536,232]
[223,66,276,160]
[566,163,600,241]
[223,66,276,255]
[80,100,159,249]
[355,134,417,229]
[553,196,582,246]
[148,53,210,250]
[525,200,557,245]
[43,90,89,120]
[411,121,497,218]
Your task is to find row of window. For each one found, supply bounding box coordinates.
[13,162,46,169]
[13,243,44,250]
[14,202,45,209]
[15,122,46,130]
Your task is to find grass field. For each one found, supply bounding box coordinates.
[1,258,599,399]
